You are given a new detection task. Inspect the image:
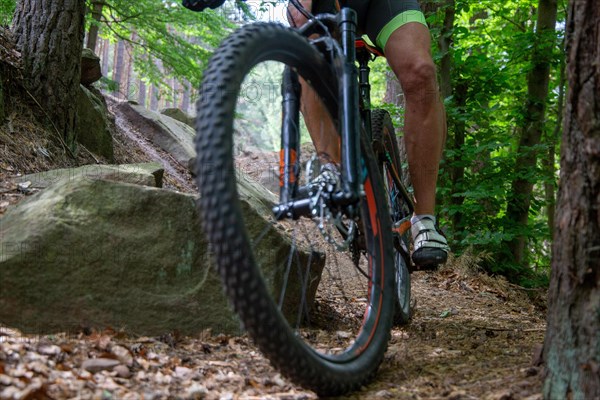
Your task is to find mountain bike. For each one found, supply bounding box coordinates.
[193,4,415,396]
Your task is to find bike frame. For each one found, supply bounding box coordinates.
[275,7,414,222]
[275,9,360,218]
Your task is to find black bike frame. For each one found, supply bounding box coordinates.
[275,8,362,219]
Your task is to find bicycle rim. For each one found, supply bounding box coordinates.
[194,23,395,395]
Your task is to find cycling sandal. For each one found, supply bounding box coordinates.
[411,216,449,270]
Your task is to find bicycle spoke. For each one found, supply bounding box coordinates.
[278,225,297,310]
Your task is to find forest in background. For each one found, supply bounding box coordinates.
[1,1,597,398]
[0,0,567,286]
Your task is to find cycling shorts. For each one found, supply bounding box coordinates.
[312,0,427,52]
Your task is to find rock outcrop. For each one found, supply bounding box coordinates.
[15,162,164,189]
[113,102,195,166]
[0,170,323,335]
[160,108,195,128]
[77,85,114,161]
[80,48,102,86]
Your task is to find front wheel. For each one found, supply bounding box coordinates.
[194,23,396,396]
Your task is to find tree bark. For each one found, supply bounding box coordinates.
[101,38,110,76]
[0,68,4,121]
[112,40,125,98]
[86,1,103,52]
[12,0,86,149]
[505,0,558,267]
[542,0,600,397]
[150,84,159,111]
[383,70,411,189]
[123,42,133,100]
[543,41,565,237]
[180,81,191,113]
[438,0,454,102]
[383,70,403,107]
[169,77,177,108]
[436,0,463,240]
[450,80,467,239]
[137,78,147,107]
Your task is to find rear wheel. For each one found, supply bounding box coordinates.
[194,23,396,396]
[372,109,413,325]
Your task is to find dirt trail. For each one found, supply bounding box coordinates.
[346,269,546,400]
[0,266,546,400]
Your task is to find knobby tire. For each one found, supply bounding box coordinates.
[194,23,396,396]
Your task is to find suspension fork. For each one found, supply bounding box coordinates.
[337,8,361,202]
[274,9,362,219]
[279,66,301,205]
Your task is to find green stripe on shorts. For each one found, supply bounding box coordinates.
[376,10,427,50]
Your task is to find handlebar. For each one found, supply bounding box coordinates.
[182,0,226,12]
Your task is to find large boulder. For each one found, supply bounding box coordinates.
[77,85,114,161]
[160,108,195,128]
[15,162,164,189]
[0,174,323,335]
[80,48,102,86]
[114,102,195,166]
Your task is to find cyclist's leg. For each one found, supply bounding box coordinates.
[384,23,444,216]
[385,25,449,266]
[287,0,340,165]
[365,3,449,266]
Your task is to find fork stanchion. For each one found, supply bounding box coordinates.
[338,8,361,202]
[279,66,301,205]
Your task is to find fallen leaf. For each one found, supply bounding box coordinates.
[111,345,133,367]
[37,344,62,356]
[81,358,120,373]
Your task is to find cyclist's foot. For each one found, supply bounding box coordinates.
[411,215,449,270]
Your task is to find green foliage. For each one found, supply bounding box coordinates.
[88,0,234,92]
[0,0,14,26]
[364,0,564,286]
[426,0,565,285]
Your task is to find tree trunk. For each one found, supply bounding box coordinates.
[383,70,411,189]
[436,0,463,241]
[0,69,4,121]
[112,40,125,98]
[86,1,103,52]
[137,78,147,107]
[180,81,191,113]
[383,70,403,107]
[122,42,133,100]
[101,38,110,76]
[450,80,467,240]
[438,0,454,102]
[543,37,565,237]
[12,0,86,149]
[542,0,600,397]
[505,0,558,266]
[150,84,159,111]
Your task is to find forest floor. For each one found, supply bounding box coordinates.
[0,91,548,400]
[0,267,548,400]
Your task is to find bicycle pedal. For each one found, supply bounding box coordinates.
[392,218,411,236]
